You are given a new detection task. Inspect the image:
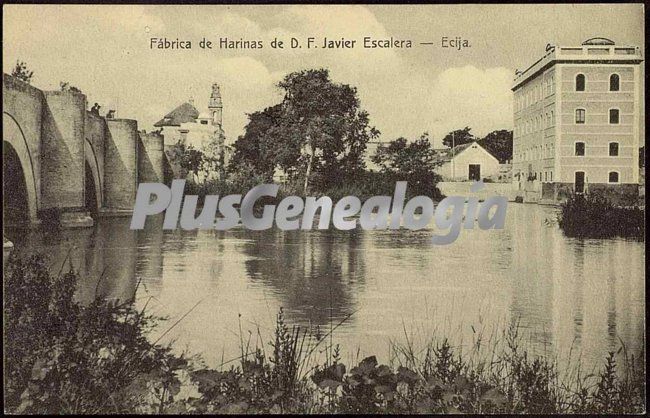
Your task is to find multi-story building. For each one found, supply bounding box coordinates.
[512,37,643,204]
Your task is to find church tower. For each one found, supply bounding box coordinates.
[208,83,223,127]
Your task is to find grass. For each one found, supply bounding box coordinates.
[3,253,646,414]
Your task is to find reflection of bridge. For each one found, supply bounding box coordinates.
[3,74,171,227]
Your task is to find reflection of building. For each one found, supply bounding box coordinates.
[435,141,500,181]
[512,38,643,204]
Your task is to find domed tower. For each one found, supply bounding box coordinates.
[208,83,223,127]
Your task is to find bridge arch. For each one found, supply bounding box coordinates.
[84,138,103,212]
[3,112,38,224]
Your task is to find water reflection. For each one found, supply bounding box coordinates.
[239,228,366,326]
[4,204,645,370]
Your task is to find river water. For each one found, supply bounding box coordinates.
[5,203,645,372]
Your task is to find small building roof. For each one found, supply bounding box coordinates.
[434,141,498,163]
[154,102,199,127]
[434,142,475,163]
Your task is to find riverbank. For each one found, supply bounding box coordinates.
[4,254,645,414]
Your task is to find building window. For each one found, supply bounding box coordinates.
[609,109,620,124]
[550,76,554,94]
[550,172,553,182]
[575,142,585,156]
[575,74,585,91]
[609,142,619,156]
[608,171,619,183]
[609,74,620,91]
[575,108,586,124]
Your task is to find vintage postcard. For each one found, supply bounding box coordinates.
[2,3,645,415]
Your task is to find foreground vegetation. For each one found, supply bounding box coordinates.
[4,254,645,414]
[558,193,645,239]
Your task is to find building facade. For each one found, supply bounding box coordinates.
[154,84,228,179]
[155,83,225,150]
[436,141,501,181]
[512,38,643,204]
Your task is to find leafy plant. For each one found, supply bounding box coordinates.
[4,254,188,414]
[11,60,33,84]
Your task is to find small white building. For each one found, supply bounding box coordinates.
[435,141,500,181]
[154,83,226,153]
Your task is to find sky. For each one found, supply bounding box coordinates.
[3,4,645,147]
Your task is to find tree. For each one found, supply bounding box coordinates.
[371,133,442,198]
[279,69,379,193]
[59,81,82,93]
[11,61,33,84]
[478,129,513,163]
[228,104,285,182]
[230,68,378,194]
[442,126,475,148]
[167,142,204,183]
[200,131,227,180]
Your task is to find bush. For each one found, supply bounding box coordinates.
[558,193,645,239]
[4,254,188,414]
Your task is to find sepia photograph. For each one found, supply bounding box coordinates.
[2,3,646,415]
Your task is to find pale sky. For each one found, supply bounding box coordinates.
[3,4,645,147]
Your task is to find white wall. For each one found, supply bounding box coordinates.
[437,181,518,201]
[436,144,500,181]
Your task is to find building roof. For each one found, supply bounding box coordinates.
[434,141,498,163]
[434,142,475,163]
[512,38,643,90]
[154,102,199,127]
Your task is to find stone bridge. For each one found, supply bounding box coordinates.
[3,74,171,227]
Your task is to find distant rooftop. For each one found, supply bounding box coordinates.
[434,141,487,163]
[582,37,615,46]
[512,38,643,90]
[154,102,199,127]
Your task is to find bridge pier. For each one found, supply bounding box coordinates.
[40,90,94,227]
[102,119,139,215]
[138,131,165,183]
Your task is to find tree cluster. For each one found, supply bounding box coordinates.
[442,127,513,163]
[371,133,442,198]
[228,69,379,194]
